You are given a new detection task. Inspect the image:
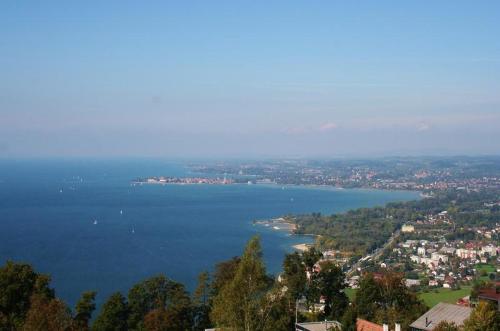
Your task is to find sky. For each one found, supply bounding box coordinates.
[1,1,499,158]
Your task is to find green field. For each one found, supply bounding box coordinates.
[418,286,471,308]
[346,285,473,307]
[476,263,497,281]
[345,288,358,302]
[475,263,496,273]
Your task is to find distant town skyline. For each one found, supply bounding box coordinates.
[1,1,500,157]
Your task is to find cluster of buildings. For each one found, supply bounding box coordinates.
[134,176,234,185]
[394,237,498,288]
[190,158,500,192]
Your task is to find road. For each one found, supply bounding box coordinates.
[346,229,401,277]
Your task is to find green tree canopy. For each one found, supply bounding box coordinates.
[211,236,272,331]
[0,261,55,330]
[282,252,307,301]
[463,301,499,331]
[433,321,460,331]
[210,256,240,300]
[127,275,191,330]
[192,271,211,331]
[316,261,348,320]
[22,294,73,331]
[73,291,97,330]
[355,273,381,321]
[92,292,129,331]
[355,271,427,330]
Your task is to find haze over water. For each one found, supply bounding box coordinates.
[0,159,419,307]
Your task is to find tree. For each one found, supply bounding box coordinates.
[463,301,499,331]
[340,305,357,331]
[73,291,97,330]
[210,256,240,300]
[355,273,381,321]
[375,271,427,329]
[92,292,129,331]
[354,271,426,330]
[316,261,348,320]
[259,286,294,331]
[282,252,307,301]
[302,248,322,272]
[159,282,192,331]
[0,261,54,330]
[22,294,73,331]
[127,275,192,330]
[433,321,460,331]
[211,236,272,331]
[143,307,170,331]
[192,271,211,331]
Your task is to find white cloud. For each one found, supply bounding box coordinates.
[318,122,338,132]
[416,122,431,132]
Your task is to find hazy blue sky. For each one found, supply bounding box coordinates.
[1,1,499,158]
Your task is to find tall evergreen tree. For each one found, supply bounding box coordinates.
[316,261,348,320]
[282,252,307,301]
[355,273,381,320]
[302,248,322,272]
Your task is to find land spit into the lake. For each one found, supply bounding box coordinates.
[253,217,314,252]
[132,176,234,185]
[253,217,296,231]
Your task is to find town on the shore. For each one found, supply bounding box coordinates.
[202,157,500,330]
[3,156,498,331]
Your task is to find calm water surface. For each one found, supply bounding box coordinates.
[0,159,420,307]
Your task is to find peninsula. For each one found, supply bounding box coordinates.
[132,176,234,185]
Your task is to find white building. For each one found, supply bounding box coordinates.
[456,248,479,259]
[410,255,421,263]
[405,279,421,287]
[431,252,448,263]
[481,245,497,256]
[402,224,415,233]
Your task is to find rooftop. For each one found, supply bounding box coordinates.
[296,320,342,331]
[478,287,500,301]
[409,302,472,331]
[356,318,383,331]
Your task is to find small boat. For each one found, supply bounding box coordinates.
[132,228,135,234]
[120,210,123,215]
[273,226,280,230]
[93,220,98,225]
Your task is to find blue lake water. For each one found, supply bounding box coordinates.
[0,159,419,308]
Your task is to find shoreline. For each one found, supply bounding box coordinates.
[131,179,423,194]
